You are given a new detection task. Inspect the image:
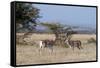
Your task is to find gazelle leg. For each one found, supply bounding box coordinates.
[80,45,83,49]
[72,46,74,51]
[51,47,53,53]
[77,45,80,50]
[38,48,41,55]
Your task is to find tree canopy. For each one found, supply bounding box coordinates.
[40,22,77,40]
[16,3,40,31]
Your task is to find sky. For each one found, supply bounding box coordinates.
[32,4,96,29]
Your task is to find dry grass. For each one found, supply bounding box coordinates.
[16,34,96,65]
[72,34,96,41]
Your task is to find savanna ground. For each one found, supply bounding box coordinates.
[16,34,96,65]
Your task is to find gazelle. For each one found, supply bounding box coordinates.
[65,39,83,50]
[38,40,55,54]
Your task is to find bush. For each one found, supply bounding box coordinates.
[87,37,96,43]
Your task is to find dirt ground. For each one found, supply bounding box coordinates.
[16,34,96,65]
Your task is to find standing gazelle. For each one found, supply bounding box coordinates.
[65,39,83,50]
[38,40,55,54]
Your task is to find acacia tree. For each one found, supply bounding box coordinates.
[16,3,41,39]
[41,22,63,40]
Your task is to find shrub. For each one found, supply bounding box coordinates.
[87,37,96,43]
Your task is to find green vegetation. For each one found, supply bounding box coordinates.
[16,3,41,40]
[16,3,40,30]
[87,37,96,43]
